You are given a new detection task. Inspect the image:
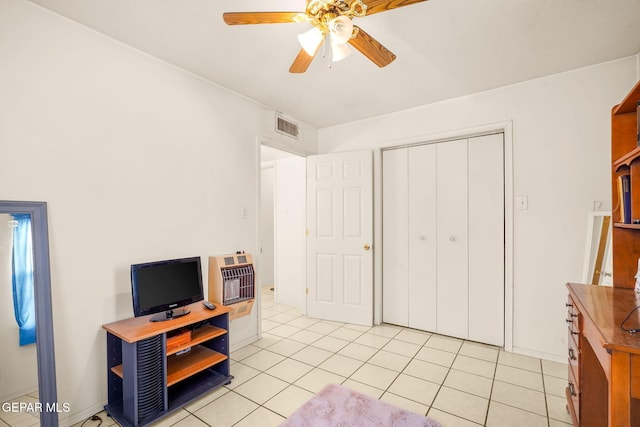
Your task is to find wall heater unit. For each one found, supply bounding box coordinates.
[208,253,255,320]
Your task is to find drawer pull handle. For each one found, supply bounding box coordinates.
[569,348,576,360]
[566,303,572,308]
[569,382,576,397]
[566,318,573,324]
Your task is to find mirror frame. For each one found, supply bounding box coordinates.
[582,210,612,285]
[0,201,58,426]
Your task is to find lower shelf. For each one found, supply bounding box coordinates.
[105,369,231,427]
[111,346,228,387]
[168,369,231,409]
[167,346,227,386]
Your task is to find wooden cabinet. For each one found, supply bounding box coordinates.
[566,80,640,427]
[566,283,640,427]
[102,302,232,427]
[612,80,640,288]
[382,133,504,346]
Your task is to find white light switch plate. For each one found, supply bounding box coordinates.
[516,196,528,210]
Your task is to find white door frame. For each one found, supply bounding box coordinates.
[374,122,514,352]
[256,136,312,338]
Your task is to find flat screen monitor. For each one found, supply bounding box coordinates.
[131,256,204,322]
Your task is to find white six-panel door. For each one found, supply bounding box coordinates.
[306,151,373,326]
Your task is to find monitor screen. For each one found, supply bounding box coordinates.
[131,256,203,321]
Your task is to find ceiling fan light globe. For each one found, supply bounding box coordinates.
[329,15,353,44]
[298,27,323,55]
[331,41,351,62]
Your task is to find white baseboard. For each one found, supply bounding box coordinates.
[58,402,107,427]
[230,334,259,353]
[511,346,566,365]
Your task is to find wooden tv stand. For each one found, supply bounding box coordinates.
[566,283,640,427]
[102,302,232,427]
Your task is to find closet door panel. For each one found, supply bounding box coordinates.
[408,144,437,331]
[468,134,505,346]
[382,149,409,326]
[436,139,469,339]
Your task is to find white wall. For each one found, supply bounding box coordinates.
[259,165,275,288]
[274,157,306,310]
[0,0,316,423]
[318,56,639,360]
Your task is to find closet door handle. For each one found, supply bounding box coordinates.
[449,236,456,242]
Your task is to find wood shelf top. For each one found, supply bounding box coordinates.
[166,325,226,356]
[111,364,123,379]
[567,283,640,355]
[102,301,232,343]
[613,79,640,115]
[613,222,640,230]
[613,146,640,169]
[167,347,227,387]
[111,346,229,385]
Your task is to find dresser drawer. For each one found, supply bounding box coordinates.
[567,363,580,425]
[566,296,581,337]
[568,328,580,388]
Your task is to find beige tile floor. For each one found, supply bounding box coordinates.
[1,288,572,427]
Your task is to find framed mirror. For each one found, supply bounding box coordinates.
[582,211,613,286]
[0,201,57,426]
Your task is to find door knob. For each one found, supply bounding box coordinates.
[363,244,371,251]
[449,236,456,242]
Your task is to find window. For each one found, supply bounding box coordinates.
[11,213,36,346]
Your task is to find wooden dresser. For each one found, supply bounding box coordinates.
[566,80,640,426]
[566,283,640,426]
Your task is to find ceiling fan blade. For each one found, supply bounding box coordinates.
[361,0,427,16]
[289,35,324,73]
[223,12,304,25]
[289,49,315,73]
[348,26,396,67]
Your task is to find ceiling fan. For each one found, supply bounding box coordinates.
[223,0,427,73]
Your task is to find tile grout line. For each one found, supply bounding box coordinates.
[155,292,568,427]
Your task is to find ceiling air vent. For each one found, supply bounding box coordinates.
[276,115,299,139]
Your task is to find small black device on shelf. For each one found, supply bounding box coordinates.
[130,256,204,322]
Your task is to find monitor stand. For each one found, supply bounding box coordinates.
[150,308,190,322]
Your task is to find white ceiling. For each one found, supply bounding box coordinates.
[27,0,640,128]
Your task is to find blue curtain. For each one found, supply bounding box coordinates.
[11,213,36,346]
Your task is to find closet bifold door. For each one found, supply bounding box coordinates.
[382,148,409,326]
[436,139,469,339]
[408,144,437,331]
[468,134,505,346]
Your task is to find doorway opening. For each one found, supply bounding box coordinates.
[259,144,306,327]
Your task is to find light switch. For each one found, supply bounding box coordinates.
[516,196,528,210]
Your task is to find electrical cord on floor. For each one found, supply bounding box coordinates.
[620,305,640,334]
[80,414,102,427]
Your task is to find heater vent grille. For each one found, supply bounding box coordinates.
[276,115,299,139]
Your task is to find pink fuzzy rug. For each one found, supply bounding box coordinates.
[280,383,441,427]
